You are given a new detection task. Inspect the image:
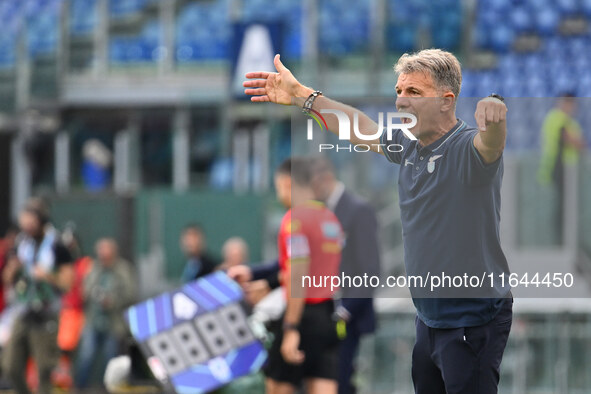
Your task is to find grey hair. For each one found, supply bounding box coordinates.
[394,49,462,97]
[222,237,249,258]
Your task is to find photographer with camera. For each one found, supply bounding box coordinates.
[74,238,135,390]
[2,198,74,394]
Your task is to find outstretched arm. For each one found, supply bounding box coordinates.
[244,54,384,154]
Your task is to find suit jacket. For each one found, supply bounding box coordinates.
[181,253,218,282]
[252,259,280,289]
[333,190,381,334]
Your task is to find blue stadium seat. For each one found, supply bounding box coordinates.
[109,19,159,63]
[0,19,17,67]
[319,0,370,55]
[543,36,571,59]
[535,7,560,35]
[176,0,231,62]
[482,0,512,11]
[556,0,579,15]
[433,24,461,50]
[574,56,591,75]
[522,54,545,73]
[478,8,505,27]
[141,20,160,61]
[525,75,550,97]
[473,2,522,53]
[500,73,526,97]
[466,0,591,104]
[366,0,463,52]
[109,0,148,19]
[510,6,534,33]
[26,0,61,56]
[460,70,476,97]
[70,0,96,36]
[498,53,523,73]
[465,71,501,97]
[482,71,502,95]
[240,0,301,58]
[554,67,577,95]
[489,23,515,52]
[387,24,417,52]
[525,0,551,11]
[390,0,430,27]
[430,1,462,49]
[567,37,589,57]
[109,38,126,62]
[576,74,591,97]
[473,23,491,48]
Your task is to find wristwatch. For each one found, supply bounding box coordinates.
[488,93,505,103]
[282,322,299,332]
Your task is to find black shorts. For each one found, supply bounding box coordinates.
[264,301,340,387]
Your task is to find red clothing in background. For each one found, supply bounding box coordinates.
[278,200,342,304]
[58,256,92,351]
[0,239,12,313]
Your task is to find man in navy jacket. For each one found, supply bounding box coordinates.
[310,157,381,394]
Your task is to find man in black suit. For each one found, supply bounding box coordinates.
[310,158,381,394]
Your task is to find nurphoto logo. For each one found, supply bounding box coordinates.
[305,110,417,153]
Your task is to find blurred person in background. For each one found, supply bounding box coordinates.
[180,224,218,282]
[231,157,381,394]
[310,157,381,394]
[227,258,283,324]
[74,238,135,390]
[538,94,586,242]
[0,224,20,390]
[2,198,73,394]
[81,139,112,192]
[0,223,19,314]
[264,158,342,394]
[228,259,281,307]
[53,223,93,389]
[217,236,249,272]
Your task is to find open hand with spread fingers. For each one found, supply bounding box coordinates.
[243,54,311,105]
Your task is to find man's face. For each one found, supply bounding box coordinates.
[561,98,577,116]
[181,229,204,257]
[395,72,451,139]
[310,171,332,202]
[18,211,41,237]
[274,173,292,209]
[96,240,117,266]
[223,242,247,267]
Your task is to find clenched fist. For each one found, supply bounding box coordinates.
[475,96,507,132]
